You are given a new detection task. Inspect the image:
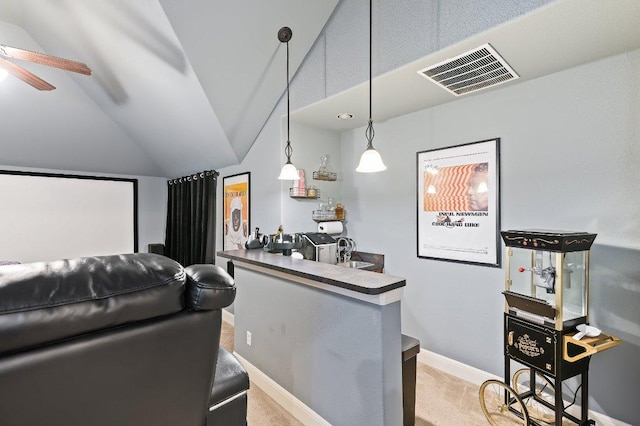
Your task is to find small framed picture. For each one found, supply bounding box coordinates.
[223,172,250,250]
[416,138,501,267]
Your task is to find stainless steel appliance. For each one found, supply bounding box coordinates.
[300,233,337,264]
[262,233,303,256]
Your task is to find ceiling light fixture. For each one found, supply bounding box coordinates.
[356,0,386,173]
[337,113,354,120]
[277,26,299,181]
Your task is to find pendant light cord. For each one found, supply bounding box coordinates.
[287,39,290,144]
[277,26,298,179]
[285,37,293,161]
[365,0,375,149]
[369,0,372,121]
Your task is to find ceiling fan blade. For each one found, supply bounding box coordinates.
[0,56,55,90]
[0,44,91,76]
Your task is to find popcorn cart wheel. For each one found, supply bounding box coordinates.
[479,369,557,425]
[512,368,556,424]
[479,379,530,425]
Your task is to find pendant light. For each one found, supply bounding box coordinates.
[356,0,386,173]
[277,26,300,181]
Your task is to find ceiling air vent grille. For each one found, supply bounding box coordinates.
[418,43,519,96]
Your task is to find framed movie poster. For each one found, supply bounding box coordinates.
[416,138,500,267]
[223,172,250,250]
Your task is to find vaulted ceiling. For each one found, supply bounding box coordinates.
[0,0,338,177]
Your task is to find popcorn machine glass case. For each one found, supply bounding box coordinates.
[502,229,595,331]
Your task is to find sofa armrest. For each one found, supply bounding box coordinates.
[207,347,249,425]
[184,264,236,311]
[210,347,249,407]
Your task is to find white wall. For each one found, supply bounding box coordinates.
[136,174,169,251]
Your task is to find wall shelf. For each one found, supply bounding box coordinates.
[313,171,337,181]
[312,210,346,222]
[289,188,320,199]
[312,217,342,223]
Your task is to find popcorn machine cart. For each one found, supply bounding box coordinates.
[479,230,620,425]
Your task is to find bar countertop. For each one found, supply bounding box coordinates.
[218,249,405,296]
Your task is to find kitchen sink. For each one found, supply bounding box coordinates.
[338,260,375,269]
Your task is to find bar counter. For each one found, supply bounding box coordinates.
[218,249,405,305]
[217,249,405,426]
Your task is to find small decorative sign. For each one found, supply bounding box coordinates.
[515,334,544,358]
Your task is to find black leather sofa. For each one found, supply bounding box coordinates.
[0,253,249,426]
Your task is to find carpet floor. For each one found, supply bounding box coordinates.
[220,321,550,425]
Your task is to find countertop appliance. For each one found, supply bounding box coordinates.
[300,233,337,264]
[262,233,303,256]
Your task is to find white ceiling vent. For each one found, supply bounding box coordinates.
[417,43,519,96]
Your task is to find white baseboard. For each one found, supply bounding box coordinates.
[222,308,234,326]
[233,352,331,426]
[417,348,630,426]
[223,310,627,426]
[417,347,501,387]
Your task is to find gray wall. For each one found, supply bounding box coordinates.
[339,49,640,424]
[217,0,639,423]
[292,0,553,110]
[233,266,402,426]
[281,121,343,234]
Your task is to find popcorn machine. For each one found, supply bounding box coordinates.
[479,230,621,425]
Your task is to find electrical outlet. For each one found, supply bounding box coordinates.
[246,331,252,346]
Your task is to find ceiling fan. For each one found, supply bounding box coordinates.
[0,43,91,91]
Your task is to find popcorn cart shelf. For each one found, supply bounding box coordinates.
[480,230,621,426]
[563,332,621,363]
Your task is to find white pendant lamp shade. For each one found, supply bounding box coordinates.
[356,147,387,172]
[357,0,386,173]
[277,26,299,181]
[278,161,299,180]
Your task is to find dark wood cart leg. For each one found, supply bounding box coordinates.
[504,314,511,388]
[555,332,563,426]
[581,368,589,424]
[554,373,563,426]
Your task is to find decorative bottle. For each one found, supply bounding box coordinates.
[297,170,306,195]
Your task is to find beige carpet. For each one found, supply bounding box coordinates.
[220,321,513,425]
[221,321,304,426]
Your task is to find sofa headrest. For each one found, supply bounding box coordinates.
[184,264,236,310]
[0,253,185,355]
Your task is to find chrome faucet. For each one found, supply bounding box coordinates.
[336,238,355,263]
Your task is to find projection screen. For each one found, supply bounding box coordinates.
[0,170,138,263]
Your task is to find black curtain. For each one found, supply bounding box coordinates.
[164,170,218,266]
